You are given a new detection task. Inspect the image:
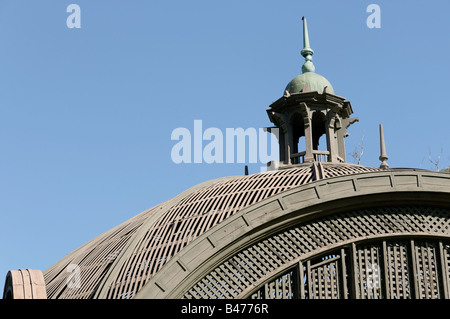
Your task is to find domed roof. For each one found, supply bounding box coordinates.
[42,162,382,299]
[285,71,334,94]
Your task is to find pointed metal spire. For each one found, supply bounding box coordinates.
[379,124,389,169]
[301,16,315,73]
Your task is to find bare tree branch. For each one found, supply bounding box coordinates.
[428,146,443,171]
[350,133,365,165]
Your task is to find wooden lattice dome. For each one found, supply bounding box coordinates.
[36,165,450,299]
[41,163,381,299]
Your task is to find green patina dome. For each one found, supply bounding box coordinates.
[285,71,334,94]
[285,17,335,95]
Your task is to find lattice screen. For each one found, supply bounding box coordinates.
[253,239,450,299]
[353,244,383,299]
[384,242,411,299]
[304,252,344,299]
[183,206,450,299]
[412,241,440,299]
[442,243,450,296]
[250,269,297,299]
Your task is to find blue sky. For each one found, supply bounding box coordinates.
[0,0,448,293]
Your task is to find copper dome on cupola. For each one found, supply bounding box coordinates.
[285,17,334,95]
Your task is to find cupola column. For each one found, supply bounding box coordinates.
[286,123,294,165]
[326,108,340,163]
[303,115,314,163]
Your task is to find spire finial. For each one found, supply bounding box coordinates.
[301,16,315,73]
[379,124,389,169]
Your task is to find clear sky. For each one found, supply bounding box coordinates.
[0,0,449,293]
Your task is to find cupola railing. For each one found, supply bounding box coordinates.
[291,150,345,164]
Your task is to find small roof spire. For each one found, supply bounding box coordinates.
[301,17,315,73]
[379,124,389,169]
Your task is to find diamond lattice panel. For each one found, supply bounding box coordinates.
[184,206,450,299]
